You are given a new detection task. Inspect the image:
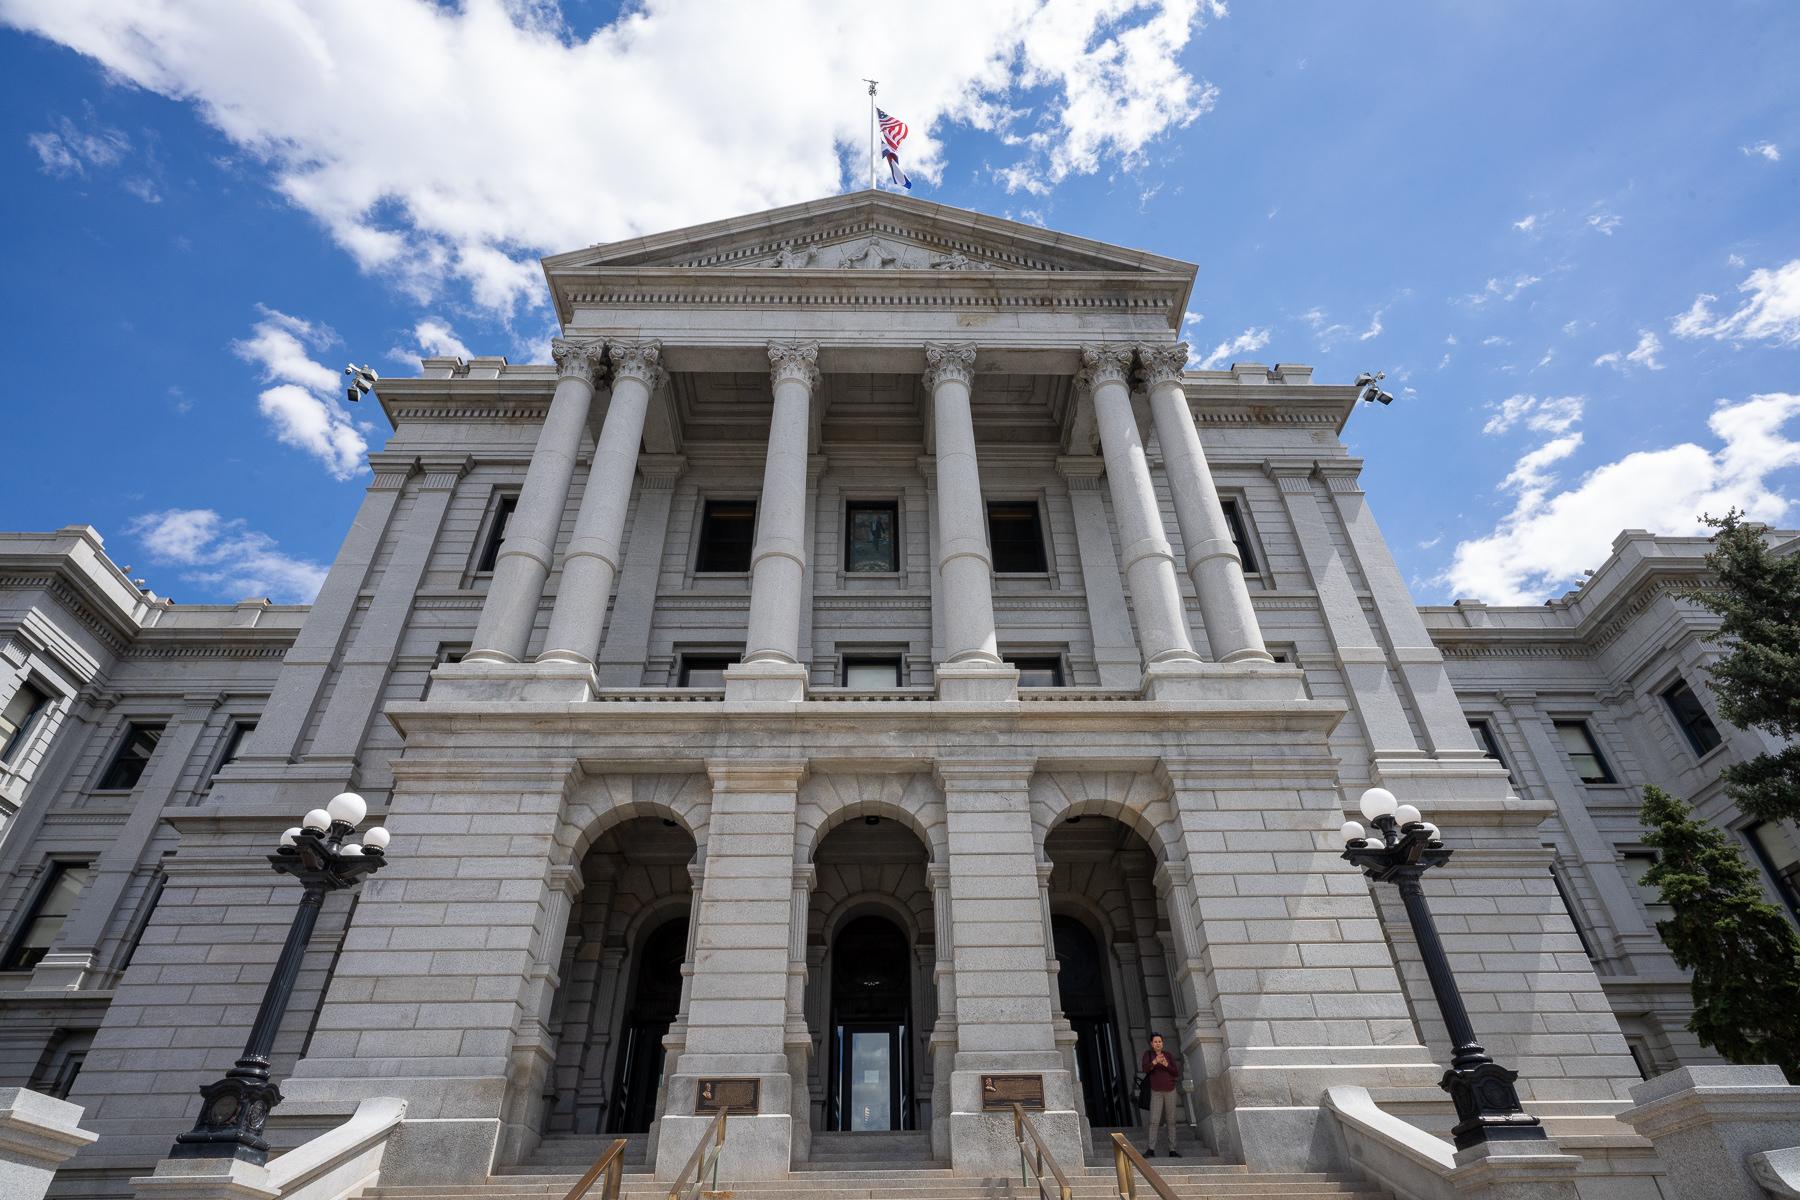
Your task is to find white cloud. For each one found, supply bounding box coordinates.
[1728,253,1747,268]
[1193,326,1270,370]
[1465,273,1542,307]
[1357,307,1384,341]
[1535,349,1553,369]
[1482,394,1584,437]
[1512,213,1542,233]
[1586,210,1621,235]
[129,508,329,603]
[391,317,476,366]
[1742,141,1781,163]
[1443,392,1800,603]
[3,0,1227,315]
[1481,335,1509,347]
[26,111,127,176]
[1593,329,1664,372]
[231,307,370,479]
[1671,259,1800,346]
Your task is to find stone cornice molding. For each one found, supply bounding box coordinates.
[921,342,976,392]
[551,336,605,384]
[418,456,475,491]
[1134,342,1189,388]
[606,339,664,389]
[368,456,421,492]
[767,340,821,390]
[1079,344,1134,390]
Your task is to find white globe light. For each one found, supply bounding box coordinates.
[1420,822,1441,841]
[340,843,364,857]
[303,808,331,832]
[1340,820,1365,844]
[280,827,302,847]
[1393,804,1423,827]
[1358,788,1398,821]
[326,792,367,828]
[362,826,390,850]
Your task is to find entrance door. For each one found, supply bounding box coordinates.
[1053,914,1131,1127]
[608,915,687,1133]
[828,915,913,1131]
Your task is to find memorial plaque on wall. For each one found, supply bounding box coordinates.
[694,1078,760,1115]
[980,1074,1045,1110]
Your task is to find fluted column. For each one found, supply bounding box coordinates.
[469,337,603,662]
[1137,342,1271,663]
[1082,345,1201,671]
[924,342,1013,699]
[540,340,661,665]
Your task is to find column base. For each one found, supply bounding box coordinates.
[945,1065,1081,1176]
[934,661,1018,702]
[423,659,597,703]
[722,660,809,704]
[653,1072,795,1181]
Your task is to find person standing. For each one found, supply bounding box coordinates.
[1141,1032,1182,1156]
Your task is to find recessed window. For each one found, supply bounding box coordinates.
[987,501,1048,574]
[1623,852,1671,923]
[677,654,740,688]
[96,723,164,791]
[1469,719,1508,770]
[1746,820,1800,919]
[842,656,902,688]
[475,494,519,573]
[695,500,757,573]
[2,863,92,971]
[1554,720,1616,785]
[1219,499,1258,574]
[30,1028,93,1100]
[1662,680,1723,757]
[208,722,257,782]
[1625,1038,1654,1081]
[1549,866,1597,959]
[1,683,51,765]
[845,501,899,573]
[1006,655,1065,687]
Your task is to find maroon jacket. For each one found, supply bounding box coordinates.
[1141,1048,1181,1093]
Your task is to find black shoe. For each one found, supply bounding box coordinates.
[1168,1150,1181,1158]
[1145,1148,1155,1157]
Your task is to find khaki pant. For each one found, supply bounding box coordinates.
[1144,1088,1179,1151]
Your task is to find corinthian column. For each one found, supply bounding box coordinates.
[468,337,602,662]
[1137,342,1271,663]
[724,342,816,702]
[1082,345,1201,676]
[539,340,661,666]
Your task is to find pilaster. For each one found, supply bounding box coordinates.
[1055,455,1141,688]
[595,454,687,686]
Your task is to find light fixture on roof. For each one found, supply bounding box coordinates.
[1354,371,1394,406]
[344,363,379,404]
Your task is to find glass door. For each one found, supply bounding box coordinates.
[836,1024,904,1130]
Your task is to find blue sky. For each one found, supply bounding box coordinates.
[3,0,1797,606]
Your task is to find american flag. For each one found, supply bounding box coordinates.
[877,107,912,190]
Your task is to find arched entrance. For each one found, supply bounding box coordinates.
[609,915,687,1132]
[1053,914,1132,1127]
[829,914,913,1131]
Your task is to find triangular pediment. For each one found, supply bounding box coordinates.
[542,191,1196,278]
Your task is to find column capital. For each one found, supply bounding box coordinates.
[368,454,421,492]
[1262,459,1320,493]
[637,453,687,490]
[607,339,664,388]
[768,340,820,389]
[418,455,474,491]
[1079,344,1134,389]
[707,758,809,792]
[1055,454,1106,491]
[922,341,976,391]
[1134,342,1190,388]
[552,336,606,384]
[933,758,1035,791]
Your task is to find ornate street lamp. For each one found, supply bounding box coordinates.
[1339,787,1548,1150]
[169,792,391,1165]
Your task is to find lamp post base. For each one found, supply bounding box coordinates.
[1443,1061,1547,1150]
[169,1066,282,1165]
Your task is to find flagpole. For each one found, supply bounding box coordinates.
[864,79,878,191]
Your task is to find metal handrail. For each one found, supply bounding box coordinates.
[560,1137,629,1200]
[1109,1132,1179,1200]
[1012,1104,1072,1200]
[668,1108,727,1200]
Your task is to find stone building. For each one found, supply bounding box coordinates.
[0,193,1786,1197]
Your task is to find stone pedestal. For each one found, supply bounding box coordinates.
[131,1156,279,1200]
[1619,1064,1800,1200]
[0,1088,98,1200]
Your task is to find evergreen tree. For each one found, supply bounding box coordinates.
[1686,511,1800,822]
[1640,785,1800,1080]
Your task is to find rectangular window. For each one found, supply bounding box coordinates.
[0,683,51,765]
[842,657,902,688]
[96,723,164,791]
[475,494,518,573]
[987,501,1048,574]
[1549,866,1597,959]
[1625,1038,1653,1082]
[1220,498,1259,574]
[844,501,899,573]
[677,654,740,688]
[1555,720,1616,784]
[695,500,757,573]
[1469,719,1508,769]
[1006,655,1065,687]
[2,863,92,971]
[1623,852,1672,924]
[1662,680,1723,757]
[210,722,256,781]
[1747,820,1800,918]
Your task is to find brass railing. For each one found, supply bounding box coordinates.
[1109,1132,1179,1200]
[560,1137,629,1200]
[668,1109,728,1200]
[1012,1104,1072,1200]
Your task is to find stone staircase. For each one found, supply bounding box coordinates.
[360,1125,1390,1200]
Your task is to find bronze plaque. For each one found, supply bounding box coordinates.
[694,1077,760,1115]
[980,1073,1045,1111]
